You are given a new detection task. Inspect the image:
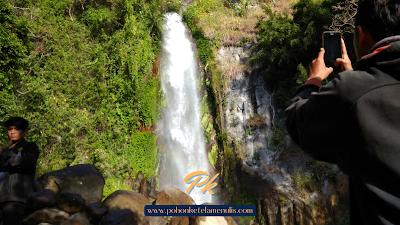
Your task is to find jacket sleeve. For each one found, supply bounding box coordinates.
[285,80,350,164]
[1,142,39,169]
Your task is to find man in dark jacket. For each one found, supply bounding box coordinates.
[285,0,400,224]
[0,117,40,225]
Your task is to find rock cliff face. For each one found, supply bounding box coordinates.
[215,43,349,224]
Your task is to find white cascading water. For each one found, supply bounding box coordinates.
[158,12,212,205]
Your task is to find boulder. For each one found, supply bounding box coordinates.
[143,216,168,225]
[36,164,104,205]
[100,209,142,225]
[155,187,195,205]
[56,192,86,213]
[27,189,56,212]
[85,202,108,224]
[102,190,151,222]
[193,216,237,225]
[64,213,90,225]
[23,208,69,225]
[154,187,195,225]
[168,216,189,225]
[194,203,237,225]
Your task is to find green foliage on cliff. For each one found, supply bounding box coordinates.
[0,0,180,197]
[183,0,220,65]
[250,0,340,107]
[208,144,218,167]
[293,169,320,196]
[271,125,285,150]
[0,0,31,129]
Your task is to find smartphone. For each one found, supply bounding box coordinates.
[322,31,341,68]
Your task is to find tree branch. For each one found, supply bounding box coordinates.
[68,5,74,21]
[329,0,359,34]
[269,89,275,126]
[27,53,44,76]
[29,30,38,38]
[16,90,31,95]
[13,6,33,19]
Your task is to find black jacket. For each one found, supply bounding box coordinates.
[0,139,39,204]
[285,36,400,225]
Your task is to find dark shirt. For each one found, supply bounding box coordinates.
[0,139,39,204]
[0,147,14,186]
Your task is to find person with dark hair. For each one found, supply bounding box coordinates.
[0,117,39,225]
[285,0,400,224]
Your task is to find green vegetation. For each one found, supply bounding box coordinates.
[271,125,285,150]
[235,191,257,222]
[184,0,263,47]
[292,160,337,198]
[237,37,249,47]
[199,90,215,144]
[0,0,181,198]
[201,113,212,132]
[208,144,218,167]
[244,127,253,136]
[293,169,320,196]
[183,0,218,65]
[290,160,338,199]
[230,101,235,112]
[229,116,240,127]
[306,159,338,183]
[252,152,260,161]
[231,0,251,17]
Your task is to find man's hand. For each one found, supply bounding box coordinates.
[334,38,353,72]
[308,48,333,82]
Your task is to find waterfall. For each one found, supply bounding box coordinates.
[158,12,212,205]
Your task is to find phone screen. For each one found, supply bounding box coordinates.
[323,32,341,68]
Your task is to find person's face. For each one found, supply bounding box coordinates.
[8,126,27,142]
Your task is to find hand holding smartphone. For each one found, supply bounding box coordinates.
[322,31,341,68]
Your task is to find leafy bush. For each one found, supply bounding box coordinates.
[183,0,222,65]
[306,159,338,183]
[126,131,157,177]
[0,0,178,196]
[271,125,285,150]
[208,144,218,167]
[293,169,320,196]
[244,127,253,136]
[231,0,251,17]
[0,1,30,134]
